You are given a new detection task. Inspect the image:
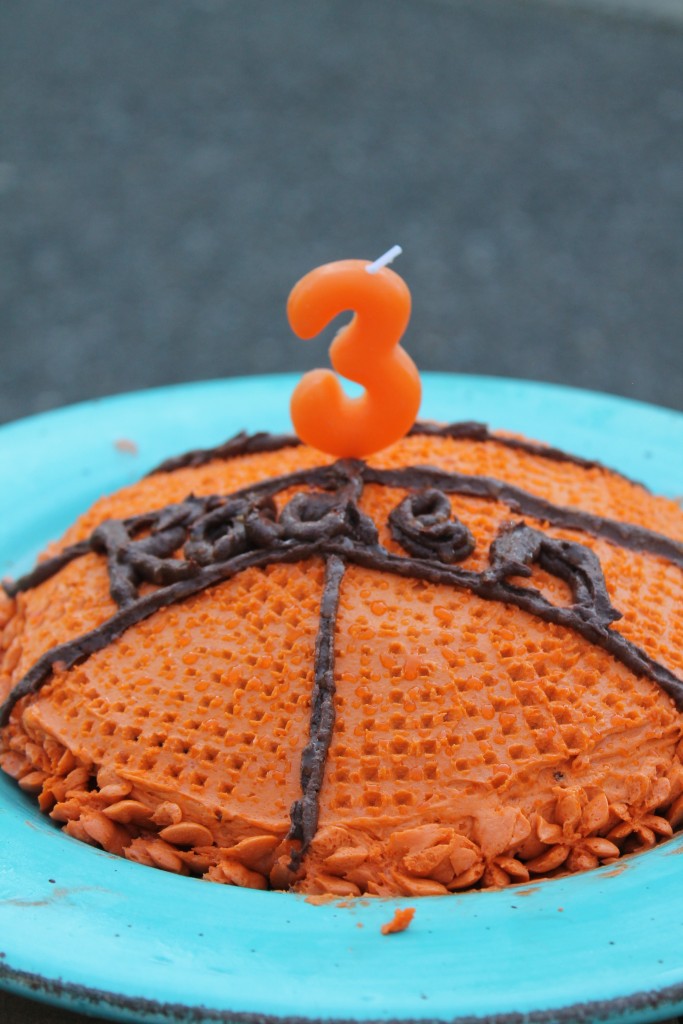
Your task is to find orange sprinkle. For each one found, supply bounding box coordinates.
[403,653,421,681]
[381,907,416,935]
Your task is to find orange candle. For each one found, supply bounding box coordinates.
[288,252,421,458]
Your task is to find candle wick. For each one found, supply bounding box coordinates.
[365,245,403,275]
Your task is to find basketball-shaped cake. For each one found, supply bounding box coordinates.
[2,421,683,896]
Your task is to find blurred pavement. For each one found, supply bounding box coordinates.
[1,0,682,422]
[535,0,683,24]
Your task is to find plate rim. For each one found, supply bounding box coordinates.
[1,373,683,1024]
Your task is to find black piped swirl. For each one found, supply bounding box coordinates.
[91,497,210,607]
[388,489,475,563]
[185,495,281,565]
[487,522,622,628]
[279,491,378,546]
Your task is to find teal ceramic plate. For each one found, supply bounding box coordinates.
[1,373,683,1024]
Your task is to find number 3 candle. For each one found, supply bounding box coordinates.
[288,248,422,458]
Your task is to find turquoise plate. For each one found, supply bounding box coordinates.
[1,373,683,1024]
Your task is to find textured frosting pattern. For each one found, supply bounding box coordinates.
[1,423,683,896]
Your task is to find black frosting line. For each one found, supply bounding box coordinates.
[0,465,361,599]
[144,460,683,570]
[6,439,679,604]
[2,539,92,596]
[148,430,302,475]
[0,541,321,728]
[323,541,683,710]
[2,453,681,723]
[408,420,644,483]
[3,525,683,730]
[147,420,647,488]
[3,499,219,598]
[288,553,345,867]
[342,548,683,708]
[363,465,683,569]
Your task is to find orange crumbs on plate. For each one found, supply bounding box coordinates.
[381,907,416,935]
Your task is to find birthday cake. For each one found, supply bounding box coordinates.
[1,420,683,896]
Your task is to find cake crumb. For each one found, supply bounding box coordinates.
[114,438,139,455]
[381,907,415,935]
[305,894,339,906]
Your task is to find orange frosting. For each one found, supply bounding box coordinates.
[1,429,683,896]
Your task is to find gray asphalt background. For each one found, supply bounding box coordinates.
[0,1,682,1022]
[1,0,682,431]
